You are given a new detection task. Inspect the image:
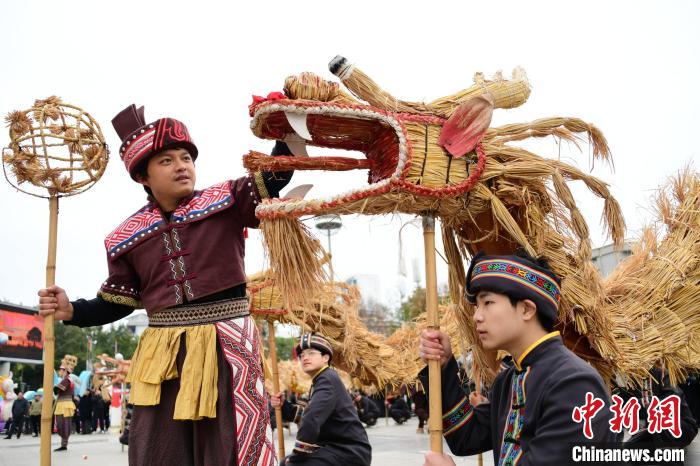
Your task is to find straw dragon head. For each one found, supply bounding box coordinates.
[247,57,528,242]
[246,56,621,256]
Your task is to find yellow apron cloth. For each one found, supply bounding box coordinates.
[125,324,219,420]
[54,400,76,417]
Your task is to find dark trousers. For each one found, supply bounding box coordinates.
[416,408,428,428]
[103,403,111,429]
[92,414,106,432]
[30,415,40,435]
[359,413,377,427]
[7,416,25,437]
[390,408,410,424]
[56,415,71,447]
[80,415,92,434]
[281,451,337,465]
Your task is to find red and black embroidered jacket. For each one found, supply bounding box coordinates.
[97,175,262,313]
[67,146,293,326]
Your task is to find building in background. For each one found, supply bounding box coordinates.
[346,274,398,335]
[124,313,148,337]
[346,274,382,306]
[591,242,632,277]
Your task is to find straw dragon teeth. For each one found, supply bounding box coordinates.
[284,111,313,141]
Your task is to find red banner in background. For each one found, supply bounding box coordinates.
[0,302,44,364]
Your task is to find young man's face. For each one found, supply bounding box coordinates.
[297,348,329,375]
[140,148,196,204]
[473,291,524,351]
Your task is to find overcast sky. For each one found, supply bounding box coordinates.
[1,1,698,314]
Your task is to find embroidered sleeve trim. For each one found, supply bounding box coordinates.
[443,396,474,436]
[293,439,321,455]
[254,172,270,199]
[98,291,142,309]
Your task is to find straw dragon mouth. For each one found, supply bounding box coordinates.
[245,55,527,218]
[247,99,410,214]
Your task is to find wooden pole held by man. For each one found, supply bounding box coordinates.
[422,214,443,453]
[40,196,58,466]
[267,322,286,459]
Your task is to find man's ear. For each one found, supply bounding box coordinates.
[135,173,150,188]
[519,299,538,322]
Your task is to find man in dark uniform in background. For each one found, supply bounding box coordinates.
[388,393,411,425]
[419,251,618,466]
[271,333,371,465]
[353,391,381,427]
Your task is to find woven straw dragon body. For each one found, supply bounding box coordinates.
[246,56,699,388]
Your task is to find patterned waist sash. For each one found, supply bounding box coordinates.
[148,297,250,327]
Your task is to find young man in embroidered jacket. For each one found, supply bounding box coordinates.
[270,333,372,465]
[37,104,293,466]
[419,251,618,466]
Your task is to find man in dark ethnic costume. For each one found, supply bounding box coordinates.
[38,104,294,466]
[420,251,618,466]
[271,333,372,466]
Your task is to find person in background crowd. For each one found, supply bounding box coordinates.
[4,391,28,439]
[389,394,411,425]
[29,393,42,437]
[353,391,381,427]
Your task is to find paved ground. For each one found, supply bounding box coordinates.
[1,418,698,465]
[0,417,489,466]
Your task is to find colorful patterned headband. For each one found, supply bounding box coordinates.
[466,252,562,325]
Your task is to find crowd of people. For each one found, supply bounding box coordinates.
[2,384,111,442]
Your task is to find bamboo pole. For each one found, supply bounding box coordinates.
[422,214,443,453]
[474,370,484,466]
[267,322,286,460]
[40,196,58,466]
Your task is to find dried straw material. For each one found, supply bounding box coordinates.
[3,96,108,197]
[331,59,530,118]
[250,270,414,389]
[259,215,328,309]
[263,359,355,395]
[603,168,700,386]
[252,165,700,390]
[245,151,369,173]
[284,72,358,106]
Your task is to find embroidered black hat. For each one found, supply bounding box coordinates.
[295,332,333,361]
[466,251,562,326]
[111,104,198,180]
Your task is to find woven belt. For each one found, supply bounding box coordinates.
[149,297,250,327]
